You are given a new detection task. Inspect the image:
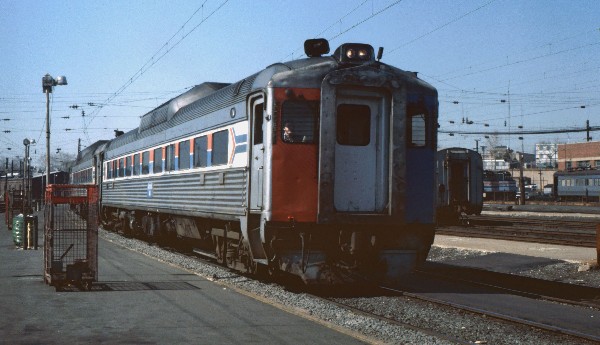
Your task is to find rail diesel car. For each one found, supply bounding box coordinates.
[68,39,439,284]
[436,148,483,224]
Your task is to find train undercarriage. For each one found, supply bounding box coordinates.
[101,206,435,285]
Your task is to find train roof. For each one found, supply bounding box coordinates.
[71,140,109,171]
[101,40,436,156]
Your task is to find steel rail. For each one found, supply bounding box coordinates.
[379,285,600,344]
[313,293,472,345]
[438,214,598,247]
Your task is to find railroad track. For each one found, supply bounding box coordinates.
[437,214,599,247]
[317,263,600,344]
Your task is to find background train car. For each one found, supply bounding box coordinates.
[483,170,517,201]
[70,140,109,186]
[31,171,69,206]
[553,169,600,202]
[75,39,439,285]
[436,148,483,224]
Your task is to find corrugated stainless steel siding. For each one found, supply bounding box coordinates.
[102,168,247,217]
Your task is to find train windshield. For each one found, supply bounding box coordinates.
[281,100,319,144]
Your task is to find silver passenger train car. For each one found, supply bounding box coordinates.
[71,39,439,284]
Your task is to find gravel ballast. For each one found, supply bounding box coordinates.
[100,229,599,345]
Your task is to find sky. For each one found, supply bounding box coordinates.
[0,0,599,169]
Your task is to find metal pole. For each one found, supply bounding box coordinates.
[22,149,26,215]
[46,89,51,189]
[519,153,525,205]
[25,143,30,213]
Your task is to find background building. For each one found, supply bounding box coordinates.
[557,141,600,170]
[535,143,558,169]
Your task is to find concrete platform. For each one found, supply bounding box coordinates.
[0,213,368,344]
[434,234,597,263]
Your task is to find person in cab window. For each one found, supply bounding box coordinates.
[283,122,295,143]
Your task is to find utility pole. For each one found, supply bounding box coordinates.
[42,74,68,190]
[519,152,525,205]
[474,139,480,153]
[4,158,7,194]
[586,120,592,142]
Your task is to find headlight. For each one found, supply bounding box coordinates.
[334,43,375,64]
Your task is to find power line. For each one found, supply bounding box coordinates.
[83,0,230,143]
[387,0,497,56]
[328,0,403,42]
[440,41,600,82]
[440,125,600,136]
[282,0,404,61]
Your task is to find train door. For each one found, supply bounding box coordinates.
[249,95,264,211]
[448,160,468,204]
[333,90,389,212]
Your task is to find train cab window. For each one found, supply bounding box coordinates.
[407,100,429,148]
[153,148,163,174]
[133,154,140,176]
[165,144,176,171]
[142,151,150,175]
[281,100,318,143]
[409,114,426,147]
[212,130,228,165]
[125,156,132,176]
[336,104,370,146]
[179,140,190,170]
[194,136,208,168]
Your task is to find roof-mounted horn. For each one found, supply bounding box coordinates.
[304,38,330,57]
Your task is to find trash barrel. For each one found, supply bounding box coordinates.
[12,214,24,247]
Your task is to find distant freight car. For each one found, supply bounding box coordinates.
[554,169,600,202]
[436,148,483,224]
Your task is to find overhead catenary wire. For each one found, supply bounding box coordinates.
[282,0,403,61]
[82,0,230,144]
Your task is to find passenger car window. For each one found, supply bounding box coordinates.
[179,140,190,170]
[106,162,112,179]
[125,156,132,176]
[142,151,150,175]
[153,148,162,173]
[194,136,208,168]
[119,158,125,177]
[133,154,139,176]
[165,144,175,171]
[212,130,228,165]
